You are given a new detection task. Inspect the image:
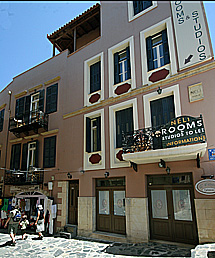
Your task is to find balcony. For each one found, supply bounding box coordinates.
[122,115,207,164]
[4,169,44,185]
[9,110,48,137]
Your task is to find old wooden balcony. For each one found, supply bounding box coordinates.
[9,110,48,137]
[122,115,207,165]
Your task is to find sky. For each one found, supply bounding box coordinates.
[0,1,215,92]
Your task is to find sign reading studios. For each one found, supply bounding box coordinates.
[171,1,212,70]
[161,115,206,148]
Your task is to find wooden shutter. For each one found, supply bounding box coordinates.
[144,1,152,9]
[39,89,45,112]
[162,29,170,65]
[0,109,5,132]
[90,61,101,94]
[10,144,21,170]
[15,97,25,119]
[46,84,58,114]
[35,140,39,168]
[97,116,101,151]
[114,52,120,85]
[86,117,91,153]
[126,47,131,79]
[146,36,154,71]
[24,95,31,124]
[21,143,28,171]
[43,136,56,168]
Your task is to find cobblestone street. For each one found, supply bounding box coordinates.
[0,232,195,258]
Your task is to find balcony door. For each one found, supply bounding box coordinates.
[30,93,40,123]
[148,174,198,245]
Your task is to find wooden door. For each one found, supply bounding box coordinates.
[68,181,79,225]
[96,188,126,234]
[149,185,198,245]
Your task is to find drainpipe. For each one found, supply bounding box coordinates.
[3,90,12,197]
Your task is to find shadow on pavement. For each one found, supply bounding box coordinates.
[104,242,192,257]
[0,241,13,248]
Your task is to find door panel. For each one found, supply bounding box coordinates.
[68,181,79,225]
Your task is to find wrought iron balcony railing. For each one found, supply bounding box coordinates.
[122,115,206,154]
[4,169,44,185]
[9,110,48,137]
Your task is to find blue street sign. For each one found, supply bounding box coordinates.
[208,149,215,160]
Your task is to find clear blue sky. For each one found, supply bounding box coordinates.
[0,1,214,92]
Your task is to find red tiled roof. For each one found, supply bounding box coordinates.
[47,3,100,39]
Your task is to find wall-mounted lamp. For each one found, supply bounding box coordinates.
[80,170,85,174]
[8,90,12,95]
[166,166,171,175]
[104,171,109,178]
[51,176,55,181]
[201,175,214,179]
[67,172,72,179]
[158,159,166,168]
[157,87,162,95]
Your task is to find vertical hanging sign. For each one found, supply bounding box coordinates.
[171,1,212,70]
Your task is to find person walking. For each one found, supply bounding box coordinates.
[4,205,21,245]
[20,215,29,240]
[35,204,45,239]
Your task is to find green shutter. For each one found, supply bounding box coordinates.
[162,29,170,65]
[35,140,39,168]
[46,84,58,114]
[24,95,30,124]
[43,136,56,168]
[86,117,91,153]
[146,36,153,71]
[15,97,25,120]
[21,143,28,171]
[39,89,45,112]
[10,144,21,170]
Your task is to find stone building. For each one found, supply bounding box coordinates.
[0,1,215,245]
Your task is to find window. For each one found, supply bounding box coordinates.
[86,116,101,153]
[0,109,5,132]
[114,47,131,84]
[116,107,134,148]
[150,95,175,127]
[43,136,56,168]
[21,141,39,171]
[146,29,170,71]
[133,1,152,15]
[10,143,21,170]
[90,61,101,94]
[46,84,58,114]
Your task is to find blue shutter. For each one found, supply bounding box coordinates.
[21,143,28,171]
[114,52,120,84]
[97,116,101,151]
[39,89,45,112]
[162,29,170,65]
[146,36,153,71]
[86,117,91,153]
[126,47,131,79]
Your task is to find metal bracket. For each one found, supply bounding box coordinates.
[130,161,138,172]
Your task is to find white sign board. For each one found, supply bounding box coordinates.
[195,179,215,195]
[171,1,212,70]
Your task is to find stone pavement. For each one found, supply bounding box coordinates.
[0,232,213,258]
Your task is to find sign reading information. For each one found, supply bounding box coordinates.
[171,1,212,70]
[161,116,206,148]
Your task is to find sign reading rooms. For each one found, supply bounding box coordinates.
[161,116,206,148]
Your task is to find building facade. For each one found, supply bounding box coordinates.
[0,1,215,245]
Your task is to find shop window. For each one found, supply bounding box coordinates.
[0,109,5,132]
[133,1,152,16]
[146,29,170,71]
[116,107,134,148]
[10,143,21,170]
[46,83,58,114]
[86,116,101,153]
[114,47,131,84]
[90,61,101,94]
[43,136,56,168]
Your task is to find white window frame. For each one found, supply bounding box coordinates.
[30,92,40,122]
[108,36,136,98]
[140,17,177,86]
[84,109,105,171]
[84,52,104,107]
[27,141,36,170]
[109,98,138,168]
[128,1,157,22]
[143,84,181,128]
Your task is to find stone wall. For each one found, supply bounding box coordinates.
[195,199,215,243]
[126,198,149,243]
[56,181,67,232]
[78,197,96,237]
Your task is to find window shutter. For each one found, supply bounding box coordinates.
[97,116,101,151]
[126,47,131,79]
[24,95,30,124]
[10,144,21,170]
[39,89,45,112]
[43,136,56,168]
[15,97,25,120]
[133,1,139,15]
[114,52,120,85]
[50,137,56,168]
[146,36,154,71]
[46,84,58,114]
[21,143,28,171]
[144,1,152,9]
[35,140,39,168]
[162,29,170,65]
[90,61,101,94]
[86,117,91,153]
[0,109,5,132]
